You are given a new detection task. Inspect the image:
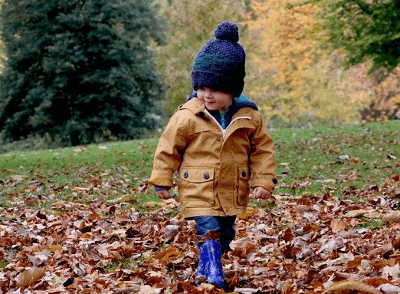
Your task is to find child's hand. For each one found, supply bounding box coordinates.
[156,189,172,200]
[252,186,272,200]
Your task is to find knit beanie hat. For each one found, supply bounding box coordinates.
[191,21,246,97]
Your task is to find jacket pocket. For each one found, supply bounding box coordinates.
[178,167,215,208]
[236,165,250,206]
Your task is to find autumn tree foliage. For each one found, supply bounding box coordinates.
[321,0,400,121]
[0,0,166,147]
[243,0,362,127]
[342,64,400,122]
[242,0,400,126]
[321,0,400,74]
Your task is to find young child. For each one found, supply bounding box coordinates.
[148,21,277,288]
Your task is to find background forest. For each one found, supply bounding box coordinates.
[153,0,400,128]
[0,0,399,150]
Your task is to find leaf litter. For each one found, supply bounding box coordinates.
[1,183,400,293]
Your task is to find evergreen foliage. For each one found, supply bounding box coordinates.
[0,0,166,147]
[321,0,400,75]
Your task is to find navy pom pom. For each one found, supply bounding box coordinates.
[214,21,239,43]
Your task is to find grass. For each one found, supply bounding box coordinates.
[0,120,399,214]
[273,120,399,199]
[356,217,386,230]
[0,138,159,212]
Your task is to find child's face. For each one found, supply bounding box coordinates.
[197,87,234,112]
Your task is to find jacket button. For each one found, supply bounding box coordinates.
[204,173,210,180]
[273,178,278,184]
[183,172,188,178]
[242,171,246,177]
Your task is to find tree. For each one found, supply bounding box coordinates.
[0,0,6,73]
[320,0,400,121]
[0,0,166,147]
[243,0,361,127]
[321,0,400,75]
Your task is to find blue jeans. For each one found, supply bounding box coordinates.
[193,216,236,253]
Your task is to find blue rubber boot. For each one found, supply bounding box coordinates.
[195,243,207,283]
[198,239,225,288]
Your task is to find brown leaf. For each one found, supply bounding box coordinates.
[363,277,392,287]
[382,264,400,279]
[330,219,347,233]
[15,266,46,288]
[344,209,369,218]
[383,211,400,222]
[282,228,294,242]
[138,285,162,294]
[327,280,383,294]
[74,147,86,153]
[149,247,182,264]
[237,207,259,220]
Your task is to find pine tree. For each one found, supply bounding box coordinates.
[0,0,166,146]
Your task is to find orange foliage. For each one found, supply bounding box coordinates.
[346,64,400,122]
[245,0,321,87]
[243,0,361,126]
[242,0,399,125]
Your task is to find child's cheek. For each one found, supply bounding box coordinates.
[198,96,205,104]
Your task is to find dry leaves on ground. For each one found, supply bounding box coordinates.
[1,186,400,293]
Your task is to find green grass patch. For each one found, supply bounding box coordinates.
[0,257,9,269]
[0,121,399,214]
[355,217,386,230]
[273,120,400,198]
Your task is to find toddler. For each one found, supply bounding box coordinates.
[148,21,277,288]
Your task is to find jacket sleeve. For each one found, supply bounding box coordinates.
[148,112,187,188]
[249,113,277,193]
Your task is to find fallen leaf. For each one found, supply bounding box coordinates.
[74,147,86,153]
[386,154,397,160]
[330,219,347,232]
[338,154,350,160]
[382,264,400,279]
[139,285,162,294]
[15,267,46,288]
[344,209,369,218]
[10,175,27,181]
[378,284,400,293]
[327,280,383,294]
[383,211,400,222]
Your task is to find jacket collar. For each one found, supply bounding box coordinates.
[180,97,256,117]
[179,98,206,116]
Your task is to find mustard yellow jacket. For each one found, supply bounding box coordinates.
[148,98,276,218]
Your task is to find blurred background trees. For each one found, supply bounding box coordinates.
[0,0,166,147]
[153,0,399,127]
[0,0,398,150]
[321,0,400,122]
